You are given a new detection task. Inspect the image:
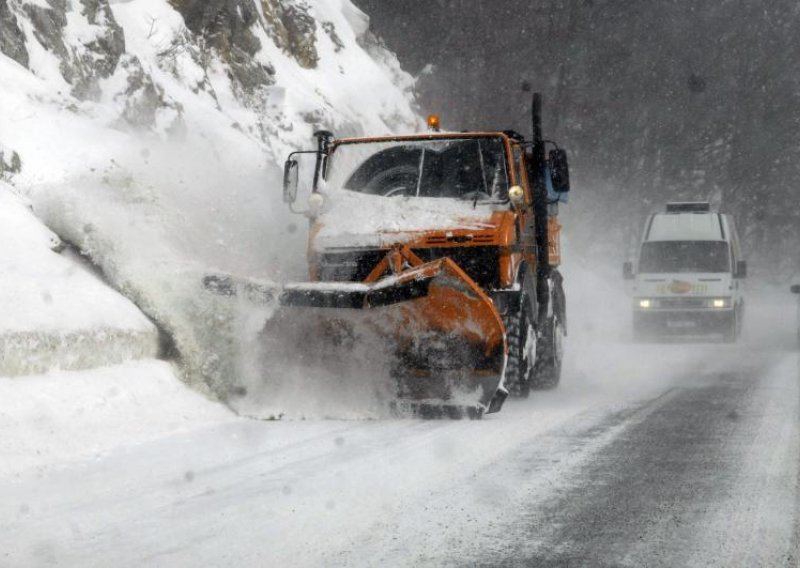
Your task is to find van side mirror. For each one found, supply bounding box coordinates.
[791,284,800,294]
[736,260,747,279]
[623,261,634,280]
[283,159,299,204]
[548,148,570,193]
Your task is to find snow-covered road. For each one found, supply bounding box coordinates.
[1,293,798,567]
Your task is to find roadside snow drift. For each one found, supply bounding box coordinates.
[0,183,159,376]
[0,360,235,477]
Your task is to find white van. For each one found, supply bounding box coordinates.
[623,202,746,341]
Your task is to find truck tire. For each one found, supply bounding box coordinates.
[531,315,563,389]
[504,288,537,399]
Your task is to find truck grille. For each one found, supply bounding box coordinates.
[414,247,499,289]
[425,234,495,245]
[318,250,385,282]
[319,246,499,289]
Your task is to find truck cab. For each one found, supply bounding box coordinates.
[303,132,553,292]
[624,202,746,341]
[276,97,571,413]
[285,128,569,398]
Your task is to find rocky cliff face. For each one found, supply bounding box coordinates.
[22,0,124,99]
[0,0,28,68]
[0,0,418,160]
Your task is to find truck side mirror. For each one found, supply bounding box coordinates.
[736,260,747,279]
[791,284,800,294]
[623,261,634,280]
[283,159,299,204]
[549,148,570,193]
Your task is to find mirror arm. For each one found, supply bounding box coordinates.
[312,131,333,191]
[287,150,323,160]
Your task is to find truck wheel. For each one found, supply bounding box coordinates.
[504,290,536,399]
[531,316,563,389]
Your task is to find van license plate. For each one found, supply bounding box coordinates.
[667,320,696,328]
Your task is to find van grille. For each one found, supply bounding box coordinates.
[659,298,707,309]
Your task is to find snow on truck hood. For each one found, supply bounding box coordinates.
[313,190,499,251]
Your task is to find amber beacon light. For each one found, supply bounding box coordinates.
[427,114,441,131]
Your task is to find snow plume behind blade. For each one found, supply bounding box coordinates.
[21,133,303,399]
[233,305,397,420]
[21,134,396,418]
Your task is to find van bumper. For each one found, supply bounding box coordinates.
[633,309,734,336]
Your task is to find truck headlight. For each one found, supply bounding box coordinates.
[508,185,524,206]
[638,299,652,309]
[711,298,730,308]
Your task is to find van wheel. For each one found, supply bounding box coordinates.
[504,290,536,398]
[723,310,738,343]
[532,316,563,389]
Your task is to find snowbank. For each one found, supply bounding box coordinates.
[0,183,236,476]
[0,360,235,477]
[0,183,159,375]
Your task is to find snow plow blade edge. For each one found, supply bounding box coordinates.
[276,257,509,415]
[279,278,431,309]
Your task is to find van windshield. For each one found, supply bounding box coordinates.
[639,241,730,273]
[325,137,509,201]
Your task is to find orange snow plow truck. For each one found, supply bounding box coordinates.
[210,95,571,419]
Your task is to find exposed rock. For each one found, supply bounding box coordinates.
[75,0,125,93]
[227,46,275,95]
[280,2,318,68]
[0,0,29,68]
[261,0,318,69]
[114,55,184,133]
[169,0,274,93]
[171,0,261,55]
[22,0,125,100]
[23,1,68,59]
[321,21,344,53]
[0,149,23,179]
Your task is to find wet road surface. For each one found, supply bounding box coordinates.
[1,297,798,567]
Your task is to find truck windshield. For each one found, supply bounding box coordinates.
[638,241,731,273]
[325,137,509,201]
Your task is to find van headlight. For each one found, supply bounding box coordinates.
[711,298,730,308]
[638,299,653,309]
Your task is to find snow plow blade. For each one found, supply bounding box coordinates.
[202,273,276,303]
[274,249,508,417]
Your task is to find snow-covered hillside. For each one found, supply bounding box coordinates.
[0,0,420,402]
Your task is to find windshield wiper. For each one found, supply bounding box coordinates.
[414,148,425,197]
